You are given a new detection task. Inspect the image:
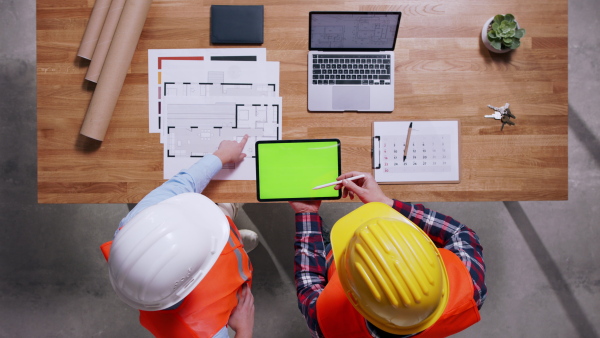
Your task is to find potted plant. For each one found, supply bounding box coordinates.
[481,14,526,53]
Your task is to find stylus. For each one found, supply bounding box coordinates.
[312,174,366,190]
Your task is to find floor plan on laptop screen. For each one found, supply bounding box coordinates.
[148,48,282,180]
[310,13,399,49]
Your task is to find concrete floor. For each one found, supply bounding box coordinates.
[1,0,599,336]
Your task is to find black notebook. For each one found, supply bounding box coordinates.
[210,5,264,44]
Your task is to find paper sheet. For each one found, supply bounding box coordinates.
[163,96,282,179]
[148,48,267,133]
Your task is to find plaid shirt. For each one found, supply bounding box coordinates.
[294,200,487,338]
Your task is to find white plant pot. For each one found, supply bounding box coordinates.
[481,16,518,53]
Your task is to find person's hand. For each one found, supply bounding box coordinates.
[228,284,254,338]
[213,135,249,165]
[289,200,322,214]
[334,171,394,206]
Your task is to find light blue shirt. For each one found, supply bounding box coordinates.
[116,154,223,234]
[213,326,230,338]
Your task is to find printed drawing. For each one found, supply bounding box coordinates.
[165,102,281,159]
[148,49,281,180]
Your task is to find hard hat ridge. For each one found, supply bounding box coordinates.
[350,220,433,307]
[331,203,450,335]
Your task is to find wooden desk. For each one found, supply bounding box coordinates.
[37,0,568,203]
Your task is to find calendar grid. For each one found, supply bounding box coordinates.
[381,134,452,173]
[373,120,460,183]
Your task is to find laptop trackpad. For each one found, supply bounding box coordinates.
[332,86,370,111]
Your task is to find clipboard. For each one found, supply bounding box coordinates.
[255,139,342,202]
[372,120,461,184]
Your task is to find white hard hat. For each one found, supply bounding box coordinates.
[108,193,230,311]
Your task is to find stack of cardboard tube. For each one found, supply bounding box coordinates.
[78,0,153,141]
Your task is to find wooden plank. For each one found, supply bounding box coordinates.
[37,0,568,203]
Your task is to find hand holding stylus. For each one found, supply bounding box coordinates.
[334,171,394,206]
[312,174,365,190]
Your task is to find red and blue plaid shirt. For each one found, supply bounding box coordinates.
[294,200,487,338]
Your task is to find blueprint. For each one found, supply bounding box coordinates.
[147,48,282,180]
[163,96,282,180]
[148,48,267,133]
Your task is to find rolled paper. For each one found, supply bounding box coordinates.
[77,0,113,60]
[85,0,127,83]
[80,0,153,141]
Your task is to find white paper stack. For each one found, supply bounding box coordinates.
[148,48,282,179]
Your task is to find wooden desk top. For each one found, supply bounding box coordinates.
[37,0,568,203]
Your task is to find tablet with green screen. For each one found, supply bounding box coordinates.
[255,139,341,202]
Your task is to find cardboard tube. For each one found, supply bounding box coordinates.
[80,0,153,141]
[78,0,113,60]
[85,0,127,83]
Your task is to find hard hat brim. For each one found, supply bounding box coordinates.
[331,202,419,264]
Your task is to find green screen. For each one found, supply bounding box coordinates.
[256,140,341,201]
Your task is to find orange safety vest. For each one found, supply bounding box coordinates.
[316,249,480,338]
[100,216,253,338]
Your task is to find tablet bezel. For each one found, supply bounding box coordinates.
[255,139,342,202]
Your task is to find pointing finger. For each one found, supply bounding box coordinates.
[239,134,249,148]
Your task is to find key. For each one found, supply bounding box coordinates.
[487,104,502,112]
[500,115,515,130]
[485,112,502,119]
[505,107,516,119]
[501,115,515,124]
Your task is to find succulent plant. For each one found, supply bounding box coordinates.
[487,14,526,50]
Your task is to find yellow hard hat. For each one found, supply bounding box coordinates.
[331,202,449,335]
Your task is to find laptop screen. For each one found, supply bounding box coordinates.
[309,12,401,51]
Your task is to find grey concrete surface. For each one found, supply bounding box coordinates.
[1,0,599,336]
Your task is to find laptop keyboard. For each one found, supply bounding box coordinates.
[311,54,392,85]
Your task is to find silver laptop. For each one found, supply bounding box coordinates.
[308,11,402,112]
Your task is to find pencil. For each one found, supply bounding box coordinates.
[403,122,413,162]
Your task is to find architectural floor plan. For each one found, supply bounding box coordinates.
[148,48,282,179]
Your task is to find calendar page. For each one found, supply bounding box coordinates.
[373,120,460,183]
